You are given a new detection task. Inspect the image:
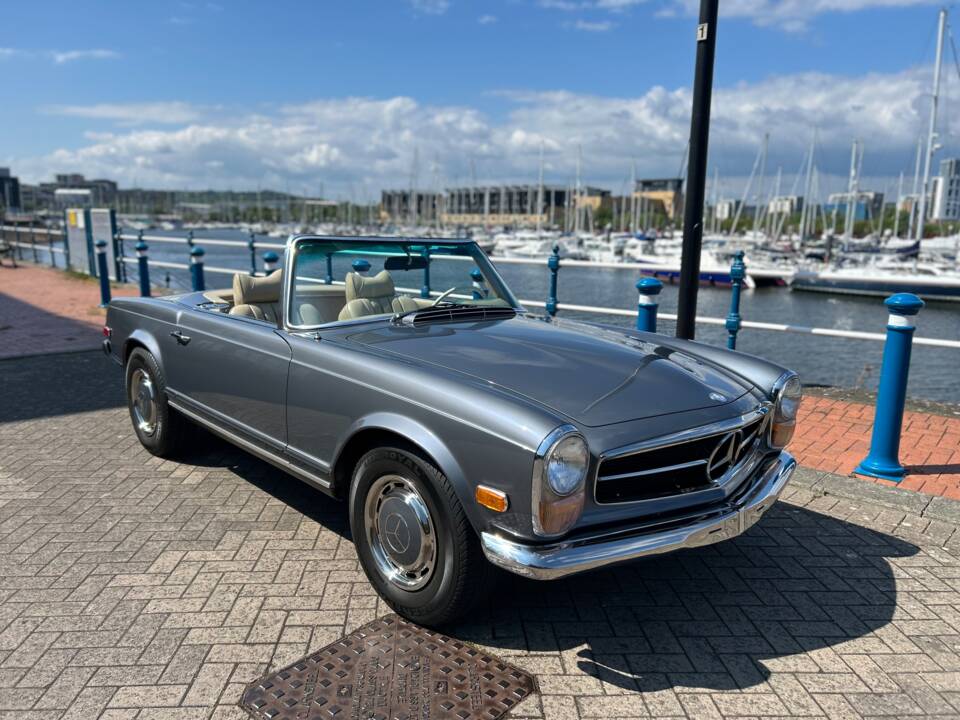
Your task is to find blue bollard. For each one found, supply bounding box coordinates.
[726,250,746,349]
[636,277,662,332]
[248,233,257,275]
[854,293,925,481]
[95,240,111,307]
[470,268,487,300]
[546,245,560,317]
[263,251,279,274]
[190,246,206,292]
[352,259,371,275]
[420,247,431,299]
[136,241,151,297]
[186,229,195,249]
[325,253,333,284]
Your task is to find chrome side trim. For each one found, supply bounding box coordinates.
[167,388,287,454]
[168,399,333,493]
[482,451,796,581]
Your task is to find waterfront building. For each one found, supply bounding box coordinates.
[714,199,742,221]
[380,185,610,227]
[634,178,683,220]
[932,158,960,221]
[0,168,22,213]
[42,174,118,207]
[379,190,444,224]
[824,191,884,222]
[768,195,803,215]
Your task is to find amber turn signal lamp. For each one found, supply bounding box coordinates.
[475,485,509,512]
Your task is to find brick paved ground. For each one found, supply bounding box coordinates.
[2,350,960,719]
[794,396,960,499]
[0,263,136,358]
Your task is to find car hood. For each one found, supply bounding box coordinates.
[342,315,753,427]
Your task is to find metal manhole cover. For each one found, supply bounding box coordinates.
[240,614,537,720]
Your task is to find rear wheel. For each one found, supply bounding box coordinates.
[349,446,494,626]
[125,347,187,457]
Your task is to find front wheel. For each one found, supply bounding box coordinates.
[349,446,494,626]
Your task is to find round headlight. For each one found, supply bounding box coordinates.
[545,435,589,496]
[776,375,803,422]
[771,374,802,448]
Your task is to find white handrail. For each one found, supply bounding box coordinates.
[517,299,960,349]
[0,224,63,236]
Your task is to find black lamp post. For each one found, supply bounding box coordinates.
[676,0,719,340]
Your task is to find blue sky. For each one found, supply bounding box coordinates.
[1,0,955,196]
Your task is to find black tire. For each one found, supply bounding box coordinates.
[349,446,494,626]
[125,347,187,458]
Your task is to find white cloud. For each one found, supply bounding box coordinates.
[569,19,616,30]
[11,66,943,197]
[478,14,498,24]
[41,102,205,126]
[540,0,646,9]
[410,0,450,14]
[0,48,20,59]
[50,49,120,64]
[665,0,942,31]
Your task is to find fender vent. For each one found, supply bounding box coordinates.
[399,306,517,326]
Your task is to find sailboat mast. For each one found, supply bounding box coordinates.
[893,171,904,238]
[710,166,719,235]
[843,140,859,240]
[915,6,947,242]
[799,131,816,245]
[752,132,768,235]
[574,145,582,234]
[537,143,544,235]
[908,136,923,238]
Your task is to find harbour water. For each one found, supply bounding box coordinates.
[121,229,960,404]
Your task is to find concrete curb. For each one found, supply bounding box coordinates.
[794,464,960,524]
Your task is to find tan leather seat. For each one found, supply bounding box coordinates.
[337,270,420,321]
[229,270,283,324]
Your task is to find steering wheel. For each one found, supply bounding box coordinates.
[430,285,478,307]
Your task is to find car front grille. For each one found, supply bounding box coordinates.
[594,415,767,504]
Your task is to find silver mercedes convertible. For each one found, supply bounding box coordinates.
[103,235,801,625]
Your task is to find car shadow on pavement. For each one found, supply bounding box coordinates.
[0,350,125,422]
[176,430,353,541]
[453,503,920,693]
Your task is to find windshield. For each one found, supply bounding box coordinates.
[287,238,520,328]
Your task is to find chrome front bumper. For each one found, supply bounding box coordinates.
[481,451,796,580]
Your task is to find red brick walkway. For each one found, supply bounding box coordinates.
[0,262,136,358]
[793,395,960,499]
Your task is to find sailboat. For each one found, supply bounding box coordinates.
[793,8,960,301]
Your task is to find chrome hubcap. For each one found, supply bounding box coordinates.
[364,474,436,590]
[130,368,157,436]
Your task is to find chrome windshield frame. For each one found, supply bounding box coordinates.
[282,234,522,333]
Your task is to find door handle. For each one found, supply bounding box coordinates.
[170,331,191,346]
